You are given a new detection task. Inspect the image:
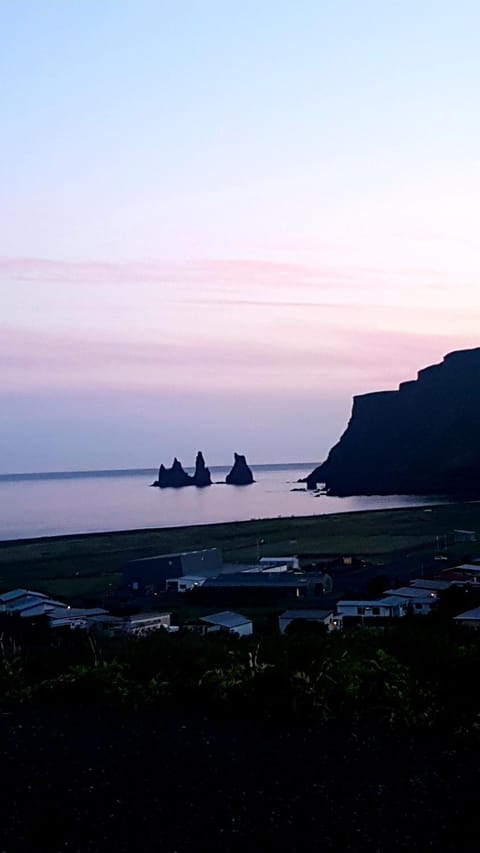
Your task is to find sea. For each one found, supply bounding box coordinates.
[0,462,447,542]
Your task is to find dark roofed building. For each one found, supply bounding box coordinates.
[279,609,342,634]
[124,548,223,593]
[194,572,331,605]
[199,611,253,637]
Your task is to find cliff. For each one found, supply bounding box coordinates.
[306,348,480,495]
[153,452,212,488]
[226,453,255,485]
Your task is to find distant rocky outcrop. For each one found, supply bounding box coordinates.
[306,347,480,495]
[192,451,212,487]
[152,452,212,488]
[226,453,254,485]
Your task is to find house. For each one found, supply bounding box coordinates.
[0,589,67,617]
[199,611,253,637]
[165,575,207,592]
[453,607,480,628]
[278,609,342,634]
[46,607,108,629]
[0,589,65,614]
[440,565,480,585]
[336,597,408,619]
[384,587,438,614]
[121,612,172,636]
[201,572,328,601]
[124,548,222,592]
[259,556,300,570]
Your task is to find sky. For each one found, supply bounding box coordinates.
[2,0,480,472]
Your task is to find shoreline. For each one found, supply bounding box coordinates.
[1,501,480,601]
[0,500,459,547]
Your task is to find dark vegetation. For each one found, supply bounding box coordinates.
[1,615,480,735]
[2,617,480,850]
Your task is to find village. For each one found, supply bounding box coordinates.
[3,525,480,639]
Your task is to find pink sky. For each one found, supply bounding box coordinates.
[3,1,480,471]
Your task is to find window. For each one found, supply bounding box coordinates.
[372,607,380,615]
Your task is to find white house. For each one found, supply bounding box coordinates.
[278,609,342,634]
[199,611,253,637]
[337,597,408,619]
[122,612,172,636]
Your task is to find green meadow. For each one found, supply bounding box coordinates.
[1,501,480,600]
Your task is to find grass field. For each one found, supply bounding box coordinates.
[1,501,480,600]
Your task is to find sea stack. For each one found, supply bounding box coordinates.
[155,458,192,488]
[192,451,212,487]
[152,452,212,488]
[226,453,254,485]
[306,347,480,495]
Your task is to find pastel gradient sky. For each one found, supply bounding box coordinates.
[2,0,480,472]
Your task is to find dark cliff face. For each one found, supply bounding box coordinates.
[306,348,480,495]
[153,453,212,488]
[226,453,254,485]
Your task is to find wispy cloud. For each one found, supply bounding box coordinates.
[0,255,438,288]
[2,323,476,396]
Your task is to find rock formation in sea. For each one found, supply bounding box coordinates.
[192,451,212,487]
[225,453,255,485]
[153,452,212,488]
[306,347,480,495]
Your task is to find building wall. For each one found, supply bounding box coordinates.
[205,621,252,637]
[124,549,222,591]
[124,555,183,591]
[180,549,222,576]
[337,603,404,618]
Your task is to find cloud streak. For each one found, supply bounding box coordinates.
[2,323,477,397]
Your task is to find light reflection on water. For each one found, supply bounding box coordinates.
[0,463,448,541]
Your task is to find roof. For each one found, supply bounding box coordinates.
[18,602,68,617]
[200,611,251,628]
[203,572,326,588]
[454,607,480,621]
[338,597,406,607]
[10,596,66,614]
[259,557,297,563]
[48,607,107,619]
[454,564,480,573]
[172,575,207,584]
[385,587,437,599]
[85,614,123,625]
[0,588,50,603]
[410,579,453,591]
[125,612,171,622]
[280,610,333,621]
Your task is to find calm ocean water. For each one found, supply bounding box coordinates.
[0,463,444,541]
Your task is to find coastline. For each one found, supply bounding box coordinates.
[1,501,480,600]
